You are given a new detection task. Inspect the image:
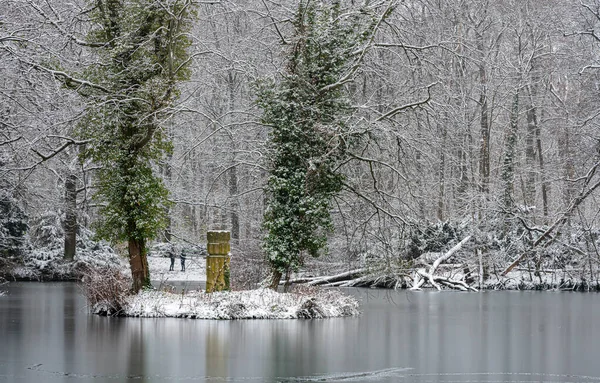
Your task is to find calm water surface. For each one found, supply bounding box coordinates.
[1,282,599,382]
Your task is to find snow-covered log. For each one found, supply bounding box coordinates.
[429,235,472,274]
[306,268,371,286]
[410,235,476,291]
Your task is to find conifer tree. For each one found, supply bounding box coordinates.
[77,0,195,292]
[258,1,385,289]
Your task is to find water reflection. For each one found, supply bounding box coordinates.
[1,283,600,382]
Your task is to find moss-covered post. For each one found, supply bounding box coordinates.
[206,231,231,293]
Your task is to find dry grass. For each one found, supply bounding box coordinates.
[80,266,131,315]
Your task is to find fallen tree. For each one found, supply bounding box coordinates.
[410,235,476,291]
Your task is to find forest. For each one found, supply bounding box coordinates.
[2,0,600,293]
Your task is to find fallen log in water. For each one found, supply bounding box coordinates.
[306,268,371,286]
[410,235,477,291]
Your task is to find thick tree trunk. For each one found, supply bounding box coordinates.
[269,269,282,291]
[477,33,490,195]
[129,238,150,293]
[63,174,77,261]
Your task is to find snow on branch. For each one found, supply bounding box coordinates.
[411,235,476,291]
[318,0,397,94]
[375,82,437,121]
[503,161,600,275]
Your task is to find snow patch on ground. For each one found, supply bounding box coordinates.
[11,242,126,281]
[107,288,359,319]
[408,266,600,291]
[7,221,127,281]
[482,268,598,290]
[147,254,206,283]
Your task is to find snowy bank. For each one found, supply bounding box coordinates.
[4,214,127,281]
[94,288,359,319]
[481,269,600,291]
[293,262,600,292]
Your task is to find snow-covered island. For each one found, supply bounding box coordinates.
[0,215,360,319]
[96,287,359,319]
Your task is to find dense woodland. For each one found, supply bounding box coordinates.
[2,0,600,290]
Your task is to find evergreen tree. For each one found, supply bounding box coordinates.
[77,0,195,292]
[257,1,381,289]
[0,190,28,261]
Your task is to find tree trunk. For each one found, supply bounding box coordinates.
[437,122,447,221]
[227,71,240,243]
[478,96,491,194]
[525,99,537,209]
[229,165,239,243]
[63,174,77,261]
[535,115,549,220]
[129,237,150,293]
[502,90,519,222]
[562,126,575,228]
[269,269,282,291]
[477,32,490,195]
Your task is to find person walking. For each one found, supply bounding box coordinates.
[180,247,187,272]
[168,244,176,271]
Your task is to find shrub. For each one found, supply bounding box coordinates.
[80,266,131,316]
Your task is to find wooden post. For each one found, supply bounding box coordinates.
[206,231,231,293]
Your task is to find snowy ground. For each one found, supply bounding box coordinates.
[147,254,206,283]
[8,242,126,281]
[481,268,598,290]
[89,254,360,320]
[403,265,600,291]
[104,287,360,319]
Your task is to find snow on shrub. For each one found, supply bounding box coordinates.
[0,190,27,260]
[96,286,360,319]
[81,266,132,316]
[14,211,127,280]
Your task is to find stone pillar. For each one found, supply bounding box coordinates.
[206,231,231,293]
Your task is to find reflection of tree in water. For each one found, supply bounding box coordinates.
[206,321,228,378]
[82,314,147,380]
[62,283,76,375]
[127,320,146,381]
[268,321,325,379]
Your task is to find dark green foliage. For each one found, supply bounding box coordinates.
[76,0,194,245]
[0,191,28,258]
[407,221,463,259]
[258,1,374,277]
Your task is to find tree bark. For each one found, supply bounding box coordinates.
[227,71,240,243]
[535,114,549,220]
[525,99,537,209]
[229,165,239,242]
[129,237,150,293]
[269,269,282,291]
[477,31,490,195]
[437,122,447,221]
[63,174,77,261]
[502,91,519,222]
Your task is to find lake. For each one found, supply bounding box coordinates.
[1,282,599,382]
